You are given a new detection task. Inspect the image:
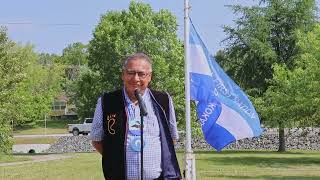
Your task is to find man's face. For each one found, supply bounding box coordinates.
[122,58,152,98]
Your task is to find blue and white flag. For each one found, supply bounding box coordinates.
[188,19,263,151]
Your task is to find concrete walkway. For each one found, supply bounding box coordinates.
[0,154,73,167]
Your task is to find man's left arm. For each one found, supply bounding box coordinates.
[167,94,179,145]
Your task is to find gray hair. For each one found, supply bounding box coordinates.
[122,52,152,71]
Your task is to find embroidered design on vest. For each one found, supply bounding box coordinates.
[107,114,116,135]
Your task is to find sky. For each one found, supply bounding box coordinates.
[0,0,292,55]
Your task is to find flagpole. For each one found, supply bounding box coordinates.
[184,0,196,179]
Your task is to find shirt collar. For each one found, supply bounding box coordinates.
[123,88,150,106]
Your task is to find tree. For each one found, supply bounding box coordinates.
[258,25,320,127]
[2,45,64,128]
[38,53,61,66]
[256,25,320,149]
[61,42,88,66]
[0,27,27,153]
[223,0,316,93]
[13,53,63,126]
[74,2,185,125]
[294,25,320,126]
[223,0,317,151]
[68,66,104,119]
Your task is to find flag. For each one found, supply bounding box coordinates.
[188,19,263,151]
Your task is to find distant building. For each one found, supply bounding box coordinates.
[50,94,78,120]
[51,65,80,120]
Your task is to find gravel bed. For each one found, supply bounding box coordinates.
[46,136,95,153]
[46,128,320,153]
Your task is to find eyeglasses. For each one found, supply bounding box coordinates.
[125,70,151,79]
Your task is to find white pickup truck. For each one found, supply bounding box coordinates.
[68,118,93,136]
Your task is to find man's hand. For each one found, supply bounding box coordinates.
[92,141,103,155]
[173,139,177,145]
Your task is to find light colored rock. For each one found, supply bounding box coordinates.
[45,128,320,153]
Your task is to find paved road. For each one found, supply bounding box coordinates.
[14,134,73,138]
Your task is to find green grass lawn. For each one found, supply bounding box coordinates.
[194,150,320,179]
[13,119,80,135]
[1,150,320,179]
[13,137,58,144]
[0,155,31,164]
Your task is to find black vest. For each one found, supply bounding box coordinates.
[101,89,181,180]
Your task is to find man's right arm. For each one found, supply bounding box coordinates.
[90,97,105,155]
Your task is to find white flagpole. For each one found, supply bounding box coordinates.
[184,0,196,180]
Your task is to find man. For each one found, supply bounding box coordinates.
[90,53,181,180]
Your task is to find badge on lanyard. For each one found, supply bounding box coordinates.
[128,119,145,136]
[129,136,146,152]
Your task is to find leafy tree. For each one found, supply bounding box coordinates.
[223,0,317,151]
[61,42,88,66]
[0,27,27,153]
[258,25,320,127]
[13,53,63,126]
[223,0,316,93]
[0,28,63,153]
[61,42,89,101]
[38,53,61,66]
[295,25,320,126]
[256,25,320,149]
[68,66,104,118]
[1,43,64,128]
[74,2,185,125]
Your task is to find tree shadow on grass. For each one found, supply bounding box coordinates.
[207,174,320,180]
[199,156,320,168]
[194,150,305,155]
